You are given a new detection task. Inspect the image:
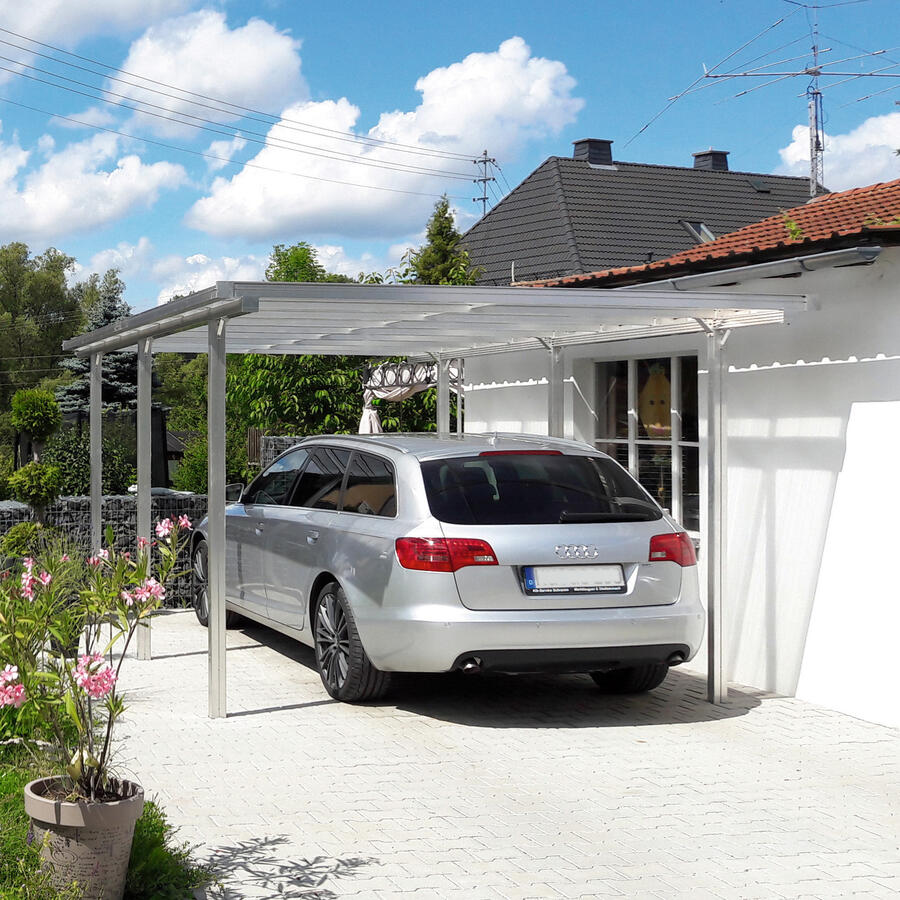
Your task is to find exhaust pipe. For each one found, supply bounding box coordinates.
[460,657,482,674]
[667,651,685,666]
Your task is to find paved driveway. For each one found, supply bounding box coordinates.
[119,611,899,899]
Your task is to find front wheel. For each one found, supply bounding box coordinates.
[590,663,669,694]
[314,582,391,702]
[192,539,239,628]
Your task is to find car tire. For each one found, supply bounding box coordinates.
[590,663,669,694]
[314,582,391,702]
[192,539,239,628]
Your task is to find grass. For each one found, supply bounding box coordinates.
[0,745,212,899]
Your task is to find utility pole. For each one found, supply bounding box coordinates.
[473,150,496,218]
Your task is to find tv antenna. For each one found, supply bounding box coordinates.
[628,2,900,198]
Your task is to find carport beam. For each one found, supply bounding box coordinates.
[208,317,227,718]
[136,338,152,660]
[706,330,728,704]
[89,353,103,552]
[437,358,451,436]
[548,344,564,438]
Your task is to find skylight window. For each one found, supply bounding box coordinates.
[681,220,716,243]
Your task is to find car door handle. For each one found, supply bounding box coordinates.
[307,531,320,544]
[254,525,264,536]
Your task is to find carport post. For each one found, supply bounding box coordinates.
[436,358,451,436]
[456,358,464,434]
[706,329,728,704]
[548,343,564,438]
[89,353,103,551]
[136,338,153,660]
[207,317,227,718]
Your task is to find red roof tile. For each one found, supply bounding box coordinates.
[525,178,900,287]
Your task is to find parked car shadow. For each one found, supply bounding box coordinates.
[236,622,764,728]
[195,834,376,899]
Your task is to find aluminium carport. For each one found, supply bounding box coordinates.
[62,280,807,718]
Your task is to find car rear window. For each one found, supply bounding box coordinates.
[420,453,662,525]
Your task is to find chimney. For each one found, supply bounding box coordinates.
[573,138,613,166]
[693,149,729,172]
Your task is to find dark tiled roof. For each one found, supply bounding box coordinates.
[461,156,814,285]
[528,178,900,287]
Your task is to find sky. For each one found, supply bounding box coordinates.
[0,0,898,311]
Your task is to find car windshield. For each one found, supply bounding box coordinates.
[420,452,662,525]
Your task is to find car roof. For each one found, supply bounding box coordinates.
[289,432,599,461]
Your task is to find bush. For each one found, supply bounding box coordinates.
[0,450,12,501]
[10,389,61,444]
[0,522,46,558]
[8,462,62,508]
[172,426,247,493]
[43,426,136,495]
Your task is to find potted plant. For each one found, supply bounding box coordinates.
[0,516,191,899]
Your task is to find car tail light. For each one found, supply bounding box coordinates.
[395,537,498,572]
[649,532,697,567]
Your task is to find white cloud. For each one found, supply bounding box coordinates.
[777,112,900,190]
[0,131,186,243]
[205,137,247,172]
[118,11,306,137]
[313,244,382,279]
[0,1,193,67]
[185,37,583,240]
[54,106,117,131]
[153,251,266,303]
[87,236,156,277]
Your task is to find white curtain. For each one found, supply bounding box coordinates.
[358,361,461,433]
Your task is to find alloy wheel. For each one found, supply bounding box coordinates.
[315,589,350,691]
[193,542,209,623]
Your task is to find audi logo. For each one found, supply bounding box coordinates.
[554,544,599,560]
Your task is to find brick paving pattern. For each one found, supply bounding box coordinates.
[118,611,900,899]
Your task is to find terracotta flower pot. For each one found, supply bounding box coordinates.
[23,777,144,900]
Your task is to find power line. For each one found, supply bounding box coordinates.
[0,96,470,202]
[0,61,475,182]
[0,26,478,163]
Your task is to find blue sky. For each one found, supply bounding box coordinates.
[0,0,897,310]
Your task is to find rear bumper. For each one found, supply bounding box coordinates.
[451,644,690,674]
[355,573,705,673]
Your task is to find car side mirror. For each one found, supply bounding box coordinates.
[225,482,245,503]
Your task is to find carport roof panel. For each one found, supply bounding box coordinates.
[62,281,807,358]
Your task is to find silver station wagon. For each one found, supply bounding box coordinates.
[192,434,705,702]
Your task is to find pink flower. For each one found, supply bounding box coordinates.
[74,653,116,700]
[1,664,18,684]
[155,518,173,539]
[60,554,70,562]
[137,536,149,550]
[98,549,109,560]
[22,557,34,573]
[20,571,36,601]
[87,556,101,567]
[0,682,25,708]
[120,590,134,607]
[39,571,52,587]
[177,515,192,530]
[122,551,131,560]
[134,576,165,605]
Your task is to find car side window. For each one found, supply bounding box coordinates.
[342,452,397,517]
[243,448,309,506]
[290,447,351,510]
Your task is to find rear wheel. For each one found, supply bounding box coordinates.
[314,582,391,702]
[192,539,239,628]
[590,663,669,694]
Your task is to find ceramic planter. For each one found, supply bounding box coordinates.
[23,777,144,900]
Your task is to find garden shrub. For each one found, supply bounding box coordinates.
[43,426,136,495]
[0,522,46,558]
[10,389,62,444]
[0,451,12,501]
[8,462,62,508]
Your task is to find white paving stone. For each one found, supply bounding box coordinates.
[115,610,900,899]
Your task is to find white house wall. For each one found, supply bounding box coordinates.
[464,248,900,727]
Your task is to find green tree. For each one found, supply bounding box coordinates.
[266,242,355,284]
[0,243,82,408]
[55,270,137,412]
[395,196,481,285]
[153,353,208,432]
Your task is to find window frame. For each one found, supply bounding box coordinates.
[287,445,352,511]
[339,450,398,519]
[594,353,699,531]
[242,447,311,507]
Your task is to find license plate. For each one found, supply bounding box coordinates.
[522,564,626,594]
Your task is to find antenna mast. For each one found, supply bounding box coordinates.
[473,150,496,217]
[806,6,825,197]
